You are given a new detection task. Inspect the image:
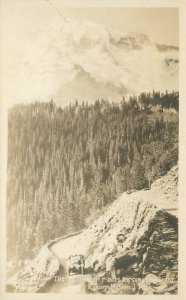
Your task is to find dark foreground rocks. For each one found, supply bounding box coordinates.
[85,208,178,295]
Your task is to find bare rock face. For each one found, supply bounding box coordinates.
[138,210,178,275]
[86,206,178,295]
[136,210,178,294]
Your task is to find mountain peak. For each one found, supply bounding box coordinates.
[5,18,179,106]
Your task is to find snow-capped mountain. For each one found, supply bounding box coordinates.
[4,19,179,106]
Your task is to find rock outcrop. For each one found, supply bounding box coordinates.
[85,204,178,295]
[6,246,60,293]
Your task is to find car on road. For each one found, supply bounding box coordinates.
[68,255,85,276]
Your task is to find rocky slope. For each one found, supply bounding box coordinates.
[7,165,178,294]
[6,246,59,293]
[135,165,178,217]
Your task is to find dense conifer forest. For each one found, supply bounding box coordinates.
[7,91,178,260]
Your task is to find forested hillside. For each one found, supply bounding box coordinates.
[7,91,178,261]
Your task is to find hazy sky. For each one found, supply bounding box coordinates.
[2,1,179,46]
[57,7,179,46]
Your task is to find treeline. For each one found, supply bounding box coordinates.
[138,90,178,111]
[7,91,178,260]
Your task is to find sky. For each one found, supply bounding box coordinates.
[2,1,179,46]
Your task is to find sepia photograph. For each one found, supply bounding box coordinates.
[1,0,185,298]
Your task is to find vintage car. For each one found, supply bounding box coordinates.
[68,255,85,275]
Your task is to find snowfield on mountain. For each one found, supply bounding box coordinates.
[4,19,178,106]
